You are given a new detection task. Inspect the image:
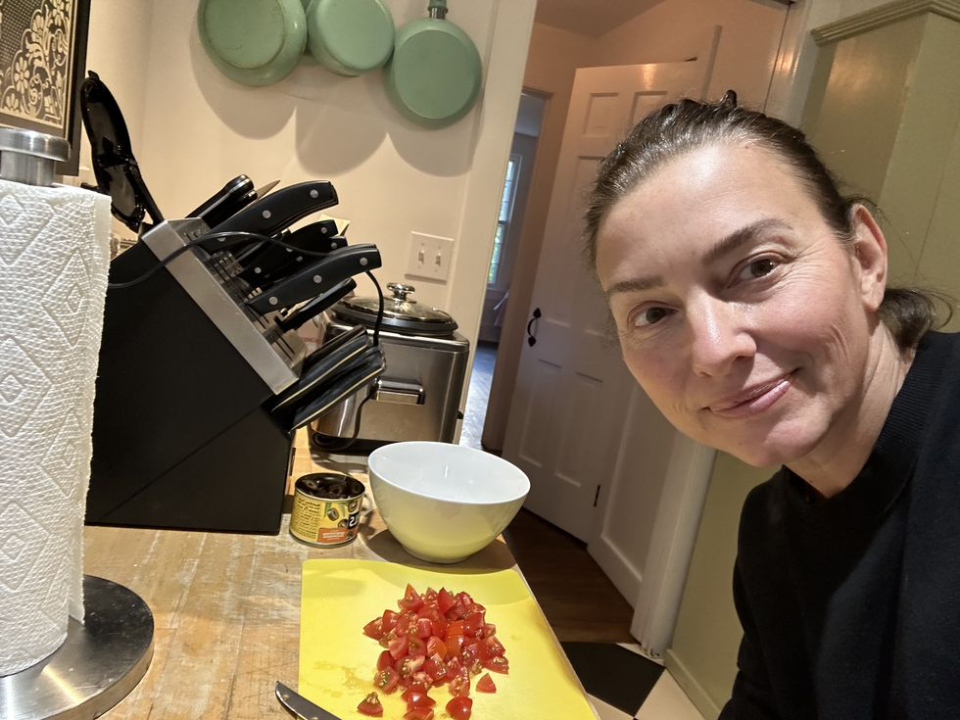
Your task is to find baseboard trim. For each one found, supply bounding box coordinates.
[664,649,722,720]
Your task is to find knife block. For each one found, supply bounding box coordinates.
[86,221,302,534]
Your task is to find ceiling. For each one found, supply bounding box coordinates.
[534,0,667,38]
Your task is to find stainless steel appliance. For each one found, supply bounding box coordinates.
[312,283,469,450]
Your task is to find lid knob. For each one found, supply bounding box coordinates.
[0,128,69,186]
[387,282,416,301]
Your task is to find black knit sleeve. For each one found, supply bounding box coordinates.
[718,560,780,719]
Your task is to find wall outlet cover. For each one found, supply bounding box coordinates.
[407,231,455,282]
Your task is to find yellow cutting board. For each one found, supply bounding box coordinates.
[300,559,598,720]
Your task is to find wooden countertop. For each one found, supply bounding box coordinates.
[85,432,593,719]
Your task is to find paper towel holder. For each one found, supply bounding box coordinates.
[0,127,69,187]
[0,576,154,719]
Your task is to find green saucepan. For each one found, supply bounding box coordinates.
[384,0,483,128]
[304,0,395,77]
[198,0,307,86]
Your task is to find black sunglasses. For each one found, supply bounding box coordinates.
[80,71,163,233]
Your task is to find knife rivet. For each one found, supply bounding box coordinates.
[330,242,337,250]
[269,297,278,306]
[313,275,322,284]
[263,210,272,219]
[297,256,303,262]
[360,258,369,267]
[310,189,319,199]
[321,227,328,234]
[254,267,262,274]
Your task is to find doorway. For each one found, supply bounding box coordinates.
[459,90,547,452]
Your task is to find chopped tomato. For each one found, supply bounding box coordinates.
[407,636,426,658]
[483,655,509,674]
[402,688,437,708]
[446,695,473,720]
[357,691,384,717]
[388,634,409,660]
[426,636,447,660]
[437,588,456,614]
[407,671,435,693]
[364,584,508,717]
[374,666,400,694]
[399,584,424,612]
[377,650,394,671]
[363,617,384,640]
[483,636,505,658]
[449,667,471,698]
[423,655,447,683]
[415,617,433,638]
[403,709,434,720]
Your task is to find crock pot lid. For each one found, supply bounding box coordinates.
[339,282,457,328]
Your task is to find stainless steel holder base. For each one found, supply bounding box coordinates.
[0,575,154,720]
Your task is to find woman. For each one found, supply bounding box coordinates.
[586,93,958,719]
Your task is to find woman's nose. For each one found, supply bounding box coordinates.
[687,297,756,378]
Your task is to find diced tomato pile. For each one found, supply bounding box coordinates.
[357,584,507,719]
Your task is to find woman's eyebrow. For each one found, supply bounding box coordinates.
[702,218,793,266]
[604,274,664,298]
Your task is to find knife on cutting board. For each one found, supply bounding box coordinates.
[197,180,339,252]
[276,681,343,720]
[246,244,381,314]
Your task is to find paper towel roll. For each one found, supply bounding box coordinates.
[0,178,111,676]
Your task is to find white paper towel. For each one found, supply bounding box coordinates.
[0,178,111,676]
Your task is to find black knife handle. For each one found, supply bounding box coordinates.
[188,174,255,228]
[276,278,357,332]
[246,244,382,314]
[199,181,339,251]
[239,229,348,287]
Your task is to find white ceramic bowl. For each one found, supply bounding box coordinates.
[367,442,530,564]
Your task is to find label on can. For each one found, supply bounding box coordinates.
[290,473,365,547]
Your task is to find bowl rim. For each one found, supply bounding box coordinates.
[367,441,530,507]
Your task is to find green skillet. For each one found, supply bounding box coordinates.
[384,0,483,128]
[304,0,396,77]
[199,0,307,86]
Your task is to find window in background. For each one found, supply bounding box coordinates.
[488,153,522,284]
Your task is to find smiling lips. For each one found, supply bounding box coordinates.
[709,373,795,418]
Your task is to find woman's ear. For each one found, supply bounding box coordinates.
[850,204,888,313]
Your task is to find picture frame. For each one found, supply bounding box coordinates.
[0,0,92,176]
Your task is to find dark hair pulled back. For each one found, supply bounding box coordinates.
[584,91,944,351]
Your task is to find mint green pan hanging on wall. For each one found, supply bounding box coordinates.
[384,0,483,128]
[199,0,307,86]
[305,0,396,76]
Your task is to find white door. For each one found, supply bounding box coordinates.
[502,56,715,542]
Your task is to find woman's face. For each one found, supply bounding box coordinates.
[595,143,885,467]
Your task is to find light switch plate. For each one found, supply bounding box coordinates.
[407,232,454,282]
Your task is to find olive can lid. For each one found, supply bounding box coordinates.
[295,472,365,500]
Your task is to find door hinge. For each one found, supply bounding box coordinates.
[593,485,601,507]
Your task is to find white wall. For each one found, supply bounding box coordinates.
[85,0,536,363]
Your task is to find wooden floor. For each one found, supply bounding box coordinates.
[502,508,635,643]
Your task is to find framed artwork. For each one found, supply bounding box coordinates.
[0,0,92,175]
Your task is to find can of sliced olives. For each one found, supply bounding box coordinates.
[290,473,365,547]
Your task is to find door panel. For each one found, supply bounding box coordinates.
[503,56,715,543]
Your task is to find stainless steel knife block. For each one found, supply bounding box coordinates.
[86,219,306,534]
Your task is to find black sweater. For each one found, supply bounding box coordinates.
[719,331,960,720]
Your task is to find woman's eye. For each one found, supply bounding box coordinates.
[632,306,673,328]
[737,257,778,281]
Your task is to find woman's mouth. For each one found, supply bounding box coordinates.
[709,372,795,419]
